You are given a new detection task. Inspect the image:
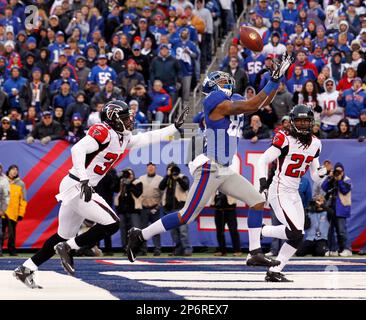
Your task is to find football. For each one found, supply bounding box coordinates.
[239,26,264,52]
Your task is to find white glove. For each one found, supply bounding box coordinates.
[40,136,51,145]
[318,166,327,178]
[26,136,35,144]
[271,53,295,82]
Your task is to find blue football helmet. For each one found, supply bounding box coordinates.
[202,71,235,97]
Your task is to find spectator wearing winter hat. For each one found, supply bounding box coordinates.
[19,67,50,114]
[318,78,344,137]
[324,5,339,33]
[312,25,327,49]
[64,112,86,144]
[64,91,90,127]
[132,18,157,50]
[23,36,39,60]
[0,116,18,140]
[149,14,168,45]
[254,0,273,28]
[262,32,286,58]
[141,36,157,65]
[338,77,366,127]
[74,56,90,89]
[52,80,75,111]
[21,52,37,79]
[325,51,347,84]
[116,59,145,97]
[87,54,117,88]
[3,66,27,111]
[130,42,150,83]
[263,17,287,45]
[324,33,338,57]
[48,31,66,63]
[150,43,181,103]
[26,110,63,145]
[35,48,51,76]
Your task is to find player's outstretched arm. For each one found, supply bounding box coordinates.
[211,54,294,118]
[128,106,190,149]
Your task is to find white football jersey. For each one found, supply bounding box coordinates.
[318,90,343,126]
[271,130,322,191]
[69,123,131,186]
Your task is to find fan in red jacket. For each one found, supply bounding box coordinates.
[336,67,357,92]
[287,49,318,81]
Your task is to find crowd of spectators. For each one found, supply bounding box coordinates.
[0,0,240,144]
[209,0,366,142]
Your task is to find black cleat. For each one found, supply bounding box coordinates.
[126,227,145,262]
[265,271,293,282]
[54,242,75,276]
[13,266,43,289]
[246,252,281,267]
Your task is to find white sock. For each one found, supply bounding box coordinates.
[23,258,38,271]
[142,219,166,240]
[262,225,288,240]
[248,228,262,252]
[66,238,80,250]
[269,242,297,273]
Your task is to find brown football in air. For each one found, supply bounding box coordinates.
[239,26,264,52]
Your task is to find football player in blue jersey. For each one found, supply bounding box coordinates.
[126,53,294,266]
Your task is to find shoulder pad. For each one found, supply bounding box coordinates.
[272,131,288,149]
[87,124,110,144]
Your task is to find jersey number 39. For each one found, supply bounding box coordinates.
[94,152,119,175]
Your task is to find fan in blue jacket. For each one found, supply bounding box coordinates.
[3,66,27,110]
[285,65,307,94]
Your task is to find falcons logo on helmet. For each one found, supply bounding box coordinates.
[105,104,123,120]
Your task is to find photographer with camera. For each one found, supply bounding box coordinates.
[296,195,333,257]
[159,163,192,256]
[321,162,353,257]
[114,168,143,255]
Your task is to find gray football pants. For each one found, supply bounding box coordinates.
[178,161,264,224]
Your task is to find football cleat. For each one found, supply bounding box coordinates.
[265,271,293,282]
[126,227,146,262]
[54,242,75,276]
[246,252,281,267]
[13,266,43,289]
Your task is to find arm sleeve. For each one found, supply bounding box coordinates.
[70,135,101,181]
[1,179,10,211]
[258,146,281,179]
[127,124,177,149]
[19,181,27,218]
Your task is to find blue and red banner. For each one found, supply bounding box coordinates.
[1,139,365,250]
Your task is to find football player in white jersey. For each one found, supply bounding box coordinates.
[13,100,189,289]
[257,104,327,282]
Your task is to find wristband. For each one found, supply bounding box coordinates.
[263,80,280,95]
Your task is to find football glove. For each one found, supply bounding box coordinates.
[270,53,294,82]
[80,179,93,202]
[174,105,190,129]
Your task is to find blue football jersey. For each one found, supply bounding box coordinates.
[88,66,117,86]
[202,91,244,166]
[243,53,266,87]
